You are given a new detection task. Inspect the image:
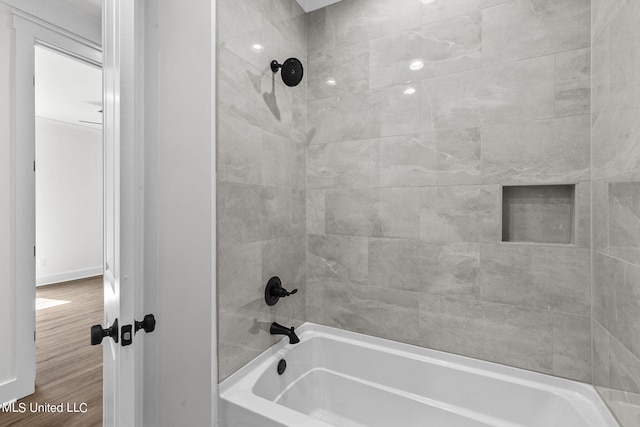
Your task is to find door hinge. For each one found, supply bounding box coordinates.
[34,330,36,341]
[33,75,35,86]
[33,246,36,257]
[33,160,36,172]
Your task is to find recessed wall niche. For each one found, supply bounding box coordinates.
[502,185,575,244]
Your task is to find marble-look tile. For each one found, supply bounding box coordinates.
[374,188,420,238]
[218,47,306,144]
[370,12,482,89]
[308,42,368,100]
[591,27,610,122]
[574,182,591,248]
[421,56,555,131]
[479,244,590,315]
[307,280,420,345]
[601,389,640,427]
[593,319,611,388]
[307,140,370,189]
[306,0,421,54]
[482,0,589,65]
[307,234,368,285]
[592,80,640,180]
[501,185,574,245]
[592,180,610,252]
[610,336,640,394]
[419,294,554,374]
[552,313,591,382]
[591,0,626,43]
[324,188,420,238]
[555,48,591,118]
[217,114,262,185]
[368,239,480,299]
[292,189,306,236]
[218,182,294,244]
[218,0,301,42]
[307,189,325,235]
[325,188,376,237]
[615,262,640,359]
[608,179,640,265]
[419,0,512,25]
[431,128,482,185]
[482,115,590,184]
[420,185,500,243]
[262,131,305,189]
[369,134,437,187]
[592,252,622,331]
[218,241,262,310]
[317,83,421,144]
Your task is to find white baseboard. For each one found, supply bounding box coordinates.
[36,266,103,286]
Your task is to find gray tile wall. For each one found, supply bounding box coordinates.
[306,0,592,382]
[591,0,640,424]
[216,0,307,381]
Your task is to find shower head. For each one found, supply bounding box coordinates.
[271,58,304,87]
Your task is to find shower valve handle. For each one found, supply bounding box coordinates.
[265,276,297,306]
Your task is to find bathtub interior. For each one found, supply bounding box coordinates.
[222,323,619,427]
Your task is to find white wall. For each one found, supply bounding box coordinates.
[0,2,15,386]
[157,0,213,425]
[35,118,102,285]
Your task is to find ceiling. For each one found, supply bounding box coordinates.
[35,46,102,129]
[59,0,101,20]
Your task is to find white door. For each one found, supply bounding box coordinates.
[99,0,145,425]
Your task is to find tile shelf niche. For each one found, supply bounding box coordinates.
[501,184,576,245]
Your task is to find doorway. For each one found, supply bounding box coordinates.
[0,45,104,427]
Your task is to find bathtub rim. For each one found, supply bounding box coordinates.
[219,322,619,427]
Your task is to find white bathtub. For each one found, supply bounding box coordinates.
[219,323,619,427]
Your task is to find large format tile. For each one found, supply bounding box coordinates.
[555,48,591,118]
[592,252,622,331]
[218,182,294,244]
[218,47,306,143]
[420,56,555,130]
[261,131,305,189]
[420,185,500,243]
[370,12,482,89]
[610,336,640,395]
[615,262,640,359]
[552,313,591,382]
[218,114,263,185]
[479,244,590,315]
[482,0,589,64]
[325,188,420,238]
[419,0,511,25]
[308,42,369,100]
[369,134,437,187]
[368,239,480,299]
[593,319,611,388]
[316,83,421,144]
[592,80,640,180]
[419,295,554,373]
[307,189,325,235]
[307,234,368,285]
[608,179,640,265]
[307,280,420,345]
[307,140,370,189]
[306,0,421,54]
[482,115,590,184]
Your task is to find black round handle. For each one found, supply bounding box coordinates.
[135,314,156,334]
[90,319,119,345]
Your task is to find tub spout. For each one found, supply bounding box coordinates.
[270,322,300,344]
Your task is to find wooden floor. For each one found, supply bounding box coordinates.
[0,277,103,427]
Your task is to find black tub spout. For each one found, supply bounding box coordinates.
[270,322,300,344]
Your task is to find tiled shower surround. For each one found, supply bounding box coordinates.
[306,0,591,382]
[217,0,639,424]
[590,0,640,425]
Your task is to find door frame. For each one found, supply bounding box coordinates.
[2,10,102,406]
